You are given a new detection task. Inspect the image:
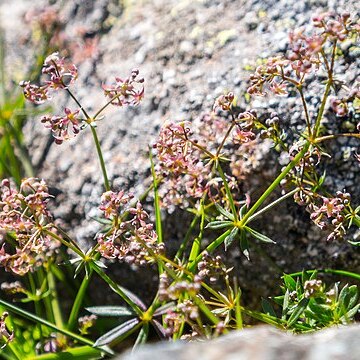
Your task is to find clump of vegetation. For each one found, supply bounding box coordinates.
[0,12,359,359]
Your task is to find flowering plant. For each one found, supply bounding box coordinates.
[0,11,359,358]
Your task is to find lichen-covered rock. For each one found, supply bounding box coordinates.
[119,325,360,360]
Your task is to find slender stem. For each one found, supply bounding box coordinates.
[65,89,91,120]
[0,299,108,352]
[46,269,64,328]
[191,296,221,326]
[44,229,84,259]
[93,93,122,120]
[66,88,110,191]
[89,125,110,191]
[175,214,200,260]
[90,263,143,316]
[28,273,43,341]
[37,268,55,325]
[312,41,337,138]
[188,199,205,268]
[315,133,360,143]
[217,164,238,221]
[247,188,299,223]
[216,122,235,157]
[239,145,309,227]
[177,133,215,159]
[297,86,312,137]
[67,270,93,331]
[188,229,231,272]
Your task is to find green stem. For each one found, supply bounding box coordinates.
[47,269,64,328]
[44,229,84,259]
[287,269,360,281]
[216,122,235,157]
[89,126,110,192]
[191,296,221,326]
[175,214,200,260]
[37,268,55,325]
[312,41,336,138]
[25,346,104,360]
[297,86,312,137]
[93,93,122,120]
[149,149,163,274]
[0,300,107,352]
[67,267,94,331]
[28,273,44,341]
[247,188,299,223]
[217,164,238,221]
[188,199,205,268]
[239,145,309,227]
[188,229,231,272]
[315,133,360,143]
[90,263,143,316]
[66,88,110,191]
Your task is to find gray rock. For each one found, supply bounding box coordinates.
[119,325,360,360]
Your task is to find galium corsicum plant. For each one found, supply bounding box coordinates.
[0,11,360,359]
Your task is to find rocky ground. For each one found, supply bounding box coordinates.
[1,0,359,306]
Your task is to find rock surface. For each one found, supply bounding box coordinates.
[119,325,360,360]
[0,0,359,303]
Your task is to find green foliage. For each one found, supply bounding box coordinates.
[264,271,360,332]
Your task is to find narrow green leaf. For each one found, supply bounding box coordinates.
[224,227,239,251]
[282,290,290,320]
[239,204,247,219]
[205,220,233,230]
[93,318,140,347]
[153,302,176,316]
[0,299,107,352]
[149,149,163,245]
[318,170,326,187]
[347,286,359,309]
[338,284,351,312]
[340,304,360,323]
[309,270,318,281]
[348,240,360,246]
[283,274,297,292]
[93,260,107,269]
[244,226,276,244]
[214,203,234,221]
[287,298,309,327]
[86,306,135,317]
[239,229,250,260]
[133,323,149,350]
[25,346,105,360]
[261,298,277,317]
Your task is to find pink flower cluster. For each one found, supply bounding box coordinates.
[213,92,234,112]
[312,12,354,41]
[20,52,78,104]
[247,13,359,96]
[0,178,60,275]
[102,69,144,107]
[154,105,259,206]
[307,191,350,241]
[40,108,81,144]
[154,121,209,206]
[96,191,163,266]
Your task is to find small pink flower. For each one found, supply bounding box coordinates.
[102,69,144,107]
[213,92,234,112]
[19,81,50,104]
[233,128,256,144]
[41,108,81,144]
